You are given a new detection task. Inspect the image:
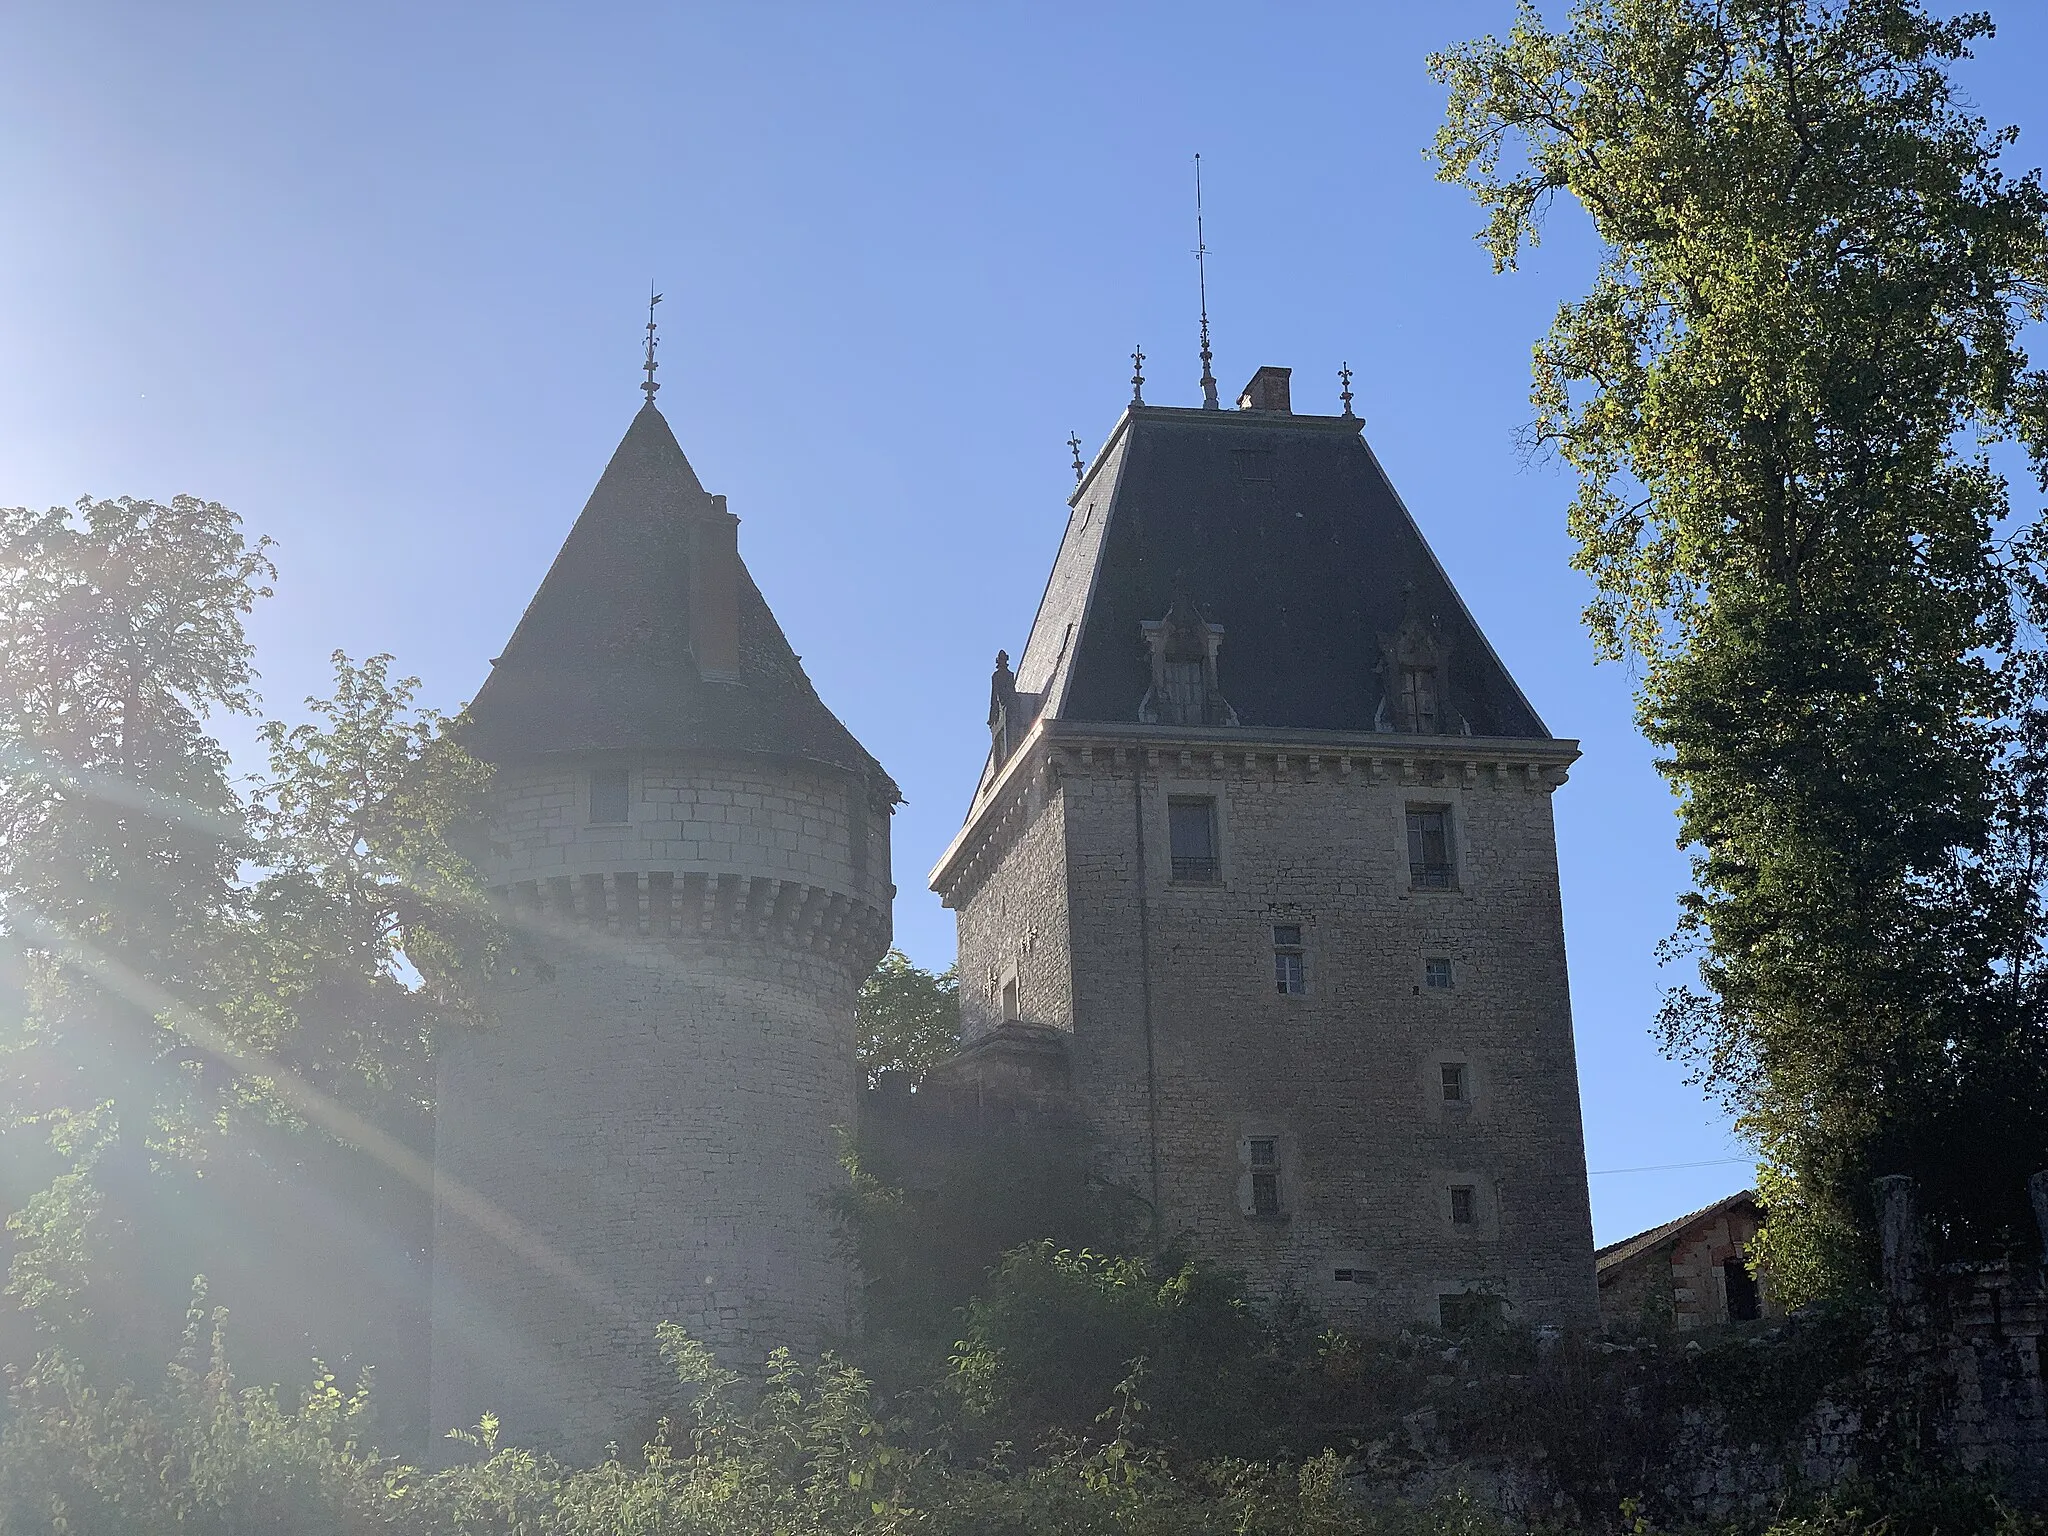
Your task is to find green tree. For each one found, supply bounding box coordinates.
[0,496,273,1347]
[1431,1,2048,1295]
[856,949,960,1086]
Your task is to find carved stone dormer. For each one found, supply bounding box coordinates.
[1139,590,1238,728]
[1377,586,1460,735]
[989,650,1040,771]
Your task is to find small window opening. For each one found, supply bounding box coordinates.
[590,766,629,825]
[1272,924,1305,995]
[1723,1258,1761,1322]
[1400,666,1441,733]
[1248,1137,1281,1216]
[1407,806,1454,889]
[1449,1185,1477,1226]
[1169,797,1218,883]
[1001,977,1020,1022]
[1425,956,1454,990]
[1441,1063,1470,1105]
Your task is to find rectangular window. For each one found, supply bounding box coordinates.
[1272,924,1305,995]
[1407,806,1454,888]
[1723,1259,1762,1322]
[1441,1063,1470,1105]
[1248,1137,1281,1216]
[1425,956,1454,990]
[590,766,630,825]
[1400,666,1440,734]
[1449,1185,1477,1226]
[1168,796,1218,883]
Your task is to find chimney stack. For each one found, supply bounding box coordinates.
[1237,366,1292,413]
[692,494,742,682]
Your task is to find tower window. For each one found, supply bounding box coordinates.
[1425,956,1454,990]
[1449,1185,1477,1226]
[1248,1137,1281,1216]
[590,766,629,825]
[1001,976,1020,1021]
[1169,797,1218,883]
[1272,924,1306,995]
[1407,806,1454,889]
[1441,1063,1470,1105]
[1400,666,1441,733]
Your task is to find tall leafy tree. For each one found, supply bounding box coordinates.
[0,496,272,1341]
[1431,0,2048,1296]
[857,949,960,1087]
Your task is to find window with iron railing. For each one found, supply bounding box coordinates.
[1407,806,1455,888]
[1169,796,1218,883]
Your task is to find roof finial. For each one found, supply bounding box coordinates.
[1068,431,1085,483]
[1131,343,1145,405]
[1194,153,1219,410]
[1339,361,1355,418]
[642,285,663,405]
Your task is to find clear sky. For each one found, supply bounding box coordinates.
[3,3,2042,1247]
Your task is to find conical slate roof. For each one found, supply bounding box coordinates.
[465,402,896,795]
[1007,403,1550,739]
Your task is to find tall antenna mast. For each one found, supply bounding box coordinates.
[1195,153,1219,410]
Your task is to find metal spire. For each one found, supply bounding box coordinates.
[642,286,663,405]
[1131,343,1145,405]
[1195,153,1219,410]
[1339,361,1355,418]
[1068,431,1085,483]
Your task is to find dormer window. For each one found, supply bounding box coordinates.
[1380,585,1457,736]
[1140,591,1237,727]
[1400,666,1441,734]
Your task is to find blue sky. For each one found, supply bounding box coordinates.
[3,3,2042,1246]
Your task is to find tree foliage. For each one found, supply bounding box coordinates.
[1432,0,2048,1294]
[0,497,501,1408]
[856,949,960,1086]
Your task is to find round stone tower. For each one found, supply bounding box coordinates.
[430,400,895,1459]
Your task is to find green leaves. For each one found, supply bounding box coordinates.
[1434,0,2048,1293]
[855,950,960,1087]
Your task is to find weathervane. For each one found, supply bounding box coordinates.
[642,286,663,405]
[1339,361,1355,418]
[1131,343,1146,405]
[1195,153,1219,410]
[1069,432,1085,483]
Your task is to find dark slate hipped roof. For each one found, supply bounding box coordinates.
[465,403,896,795]
[1010,405,1550,739]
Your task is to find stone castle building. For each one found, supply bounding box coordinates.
[928,365,1599,1332]
[431,397,898,1457]
[429,352,1598,1454]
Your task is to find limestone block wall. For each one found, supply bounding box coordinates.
[938,733,1597,1336]
[430,752,890,1461]
[953,776,1075,1043]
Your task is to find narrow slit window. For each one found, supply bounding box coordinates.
[1001,977,1020,1021]
[1407,806,1454,889]
[590,766,630,825]
[1169,797,1218,883]
[1449,1185,1477,1226]
[1272,924,1306,995]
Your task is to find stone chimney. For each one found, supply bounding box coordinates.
[1237,366,1292,413]
[692,494,742,682]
